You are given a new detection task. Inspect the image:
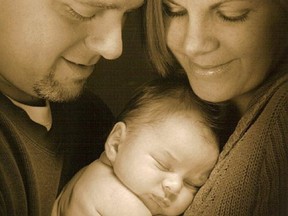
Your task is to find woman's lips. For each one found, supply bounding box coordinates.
[190,60,235,77]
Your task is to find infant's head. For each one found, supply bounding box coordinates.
[105,77,222,215]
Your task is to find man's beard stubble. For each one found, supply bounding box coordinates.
[33,69,87,102]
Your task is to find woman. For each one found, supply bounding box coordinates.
[145,0,287,215]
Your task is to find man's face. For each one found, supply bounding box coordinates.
[0,0,143,104]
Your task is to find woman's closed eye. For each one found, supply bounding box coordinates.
[216,2,254,23]
[162,1,187,18]
[162,0,252,22]
[217,9,251,22]
[67,6,96,21]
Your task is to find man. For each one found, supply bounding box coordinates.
[0,0,143,215]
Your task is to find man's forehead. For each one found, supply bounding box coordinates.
[77,0,144,10]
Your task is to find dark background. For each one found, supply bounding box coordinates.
[87,9,159,116]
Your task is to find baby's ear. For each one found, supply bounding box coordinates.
[105,122,127,163]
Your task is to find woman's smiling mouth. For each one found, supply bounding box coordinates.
[188,59,237,78]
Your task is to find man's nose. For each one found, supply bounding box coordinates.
[84,14,123,60]
[162,174,183,196]
[183,15,219,57]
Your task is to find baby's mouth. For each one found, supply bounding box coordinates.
[151,194,171,208]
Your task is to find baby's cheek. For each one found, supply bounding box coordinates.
[169,190,194,215]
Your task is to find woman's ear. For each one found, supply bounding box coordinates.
[105,122,127,163]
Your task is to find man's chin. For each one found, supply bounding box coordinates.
[34,83,85,102]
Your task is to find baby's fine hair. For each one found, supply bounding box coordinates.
[117,75,230,148]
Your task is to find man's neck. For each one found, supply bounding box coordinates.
[6,95,52,131]
[0,76,45,106]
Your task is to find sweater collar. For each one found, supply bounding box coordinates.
[220,71,288,160]
[5,95,52,131]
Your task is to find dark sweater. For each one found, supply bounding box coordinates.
[0,91,114,216]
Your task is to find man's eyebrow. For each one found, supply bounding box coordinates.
[78,0,143,10]
[78,0,119,9]
[163,0,181,6]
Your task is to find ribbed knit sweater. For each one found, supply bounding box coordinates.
[184,70,288,215]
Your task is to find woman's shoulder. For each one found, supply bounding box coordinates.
[247,71,287,126]
[240,70,286,128]
[219,72,287,159]
[249,69,287,112]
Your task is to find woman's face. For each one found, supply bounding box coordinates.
[164,0,285,104]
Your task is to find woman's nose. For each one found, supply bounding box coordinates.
[183,16,219,57]
[162,175,183,196]
[84,14,123,60]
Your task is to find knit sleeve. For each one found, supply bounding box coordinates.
[184,81,288,216]
[253,82,288,215]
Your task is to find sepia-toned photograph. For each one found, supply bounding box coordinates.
[0,0,287,215]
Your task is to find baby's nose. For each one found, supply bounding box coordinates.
[162,175,183,197]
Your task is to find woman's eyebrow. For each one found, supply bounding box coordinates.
[211,0,253,9]
[217,0,254,4]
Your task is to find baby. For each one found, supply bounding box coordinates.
[52,77,225,216]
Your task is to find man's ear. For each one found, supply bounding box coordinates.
[105,122,127,163]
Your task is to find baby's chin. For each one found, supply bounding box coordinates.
[139,194,186,216]
[153,207,186,216]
